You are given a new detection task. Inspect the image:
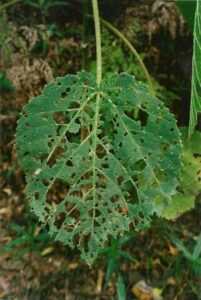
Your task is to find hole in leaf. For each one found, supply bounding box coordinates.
[135,159,146,172]
[69,101,80,110]
[124,110,133,119]
[42,178,49,186]
[61,92,67,98]
[53,112,69,124]
[47,146,64,167]
[117,176,123,185]
[41,113,49,120]
[46,179,69,205]
[68,208,80,220]
[48,141,52,148]
[138,109,149,126]
[38,153,48,162]
[96,144,106,159]
[35,191,39,200]
[54,213,65,229]
[162,143,169,150]
[138,211,144,219]
[110,195,119,203]
[193,153,201,158]
[66,160,73,167]
[102,163,109,169]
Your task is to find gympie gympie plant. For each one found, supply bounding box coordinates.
[16,0,182,265]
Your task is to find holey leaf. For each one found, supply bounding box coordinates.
[16,71,182,265]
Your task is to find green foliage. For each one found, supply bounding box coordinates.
[189,0,201,136]
[175,0,196,32]
[99,28,181,105]
[99,233,137,285]
[24,0,69,15]
[117,273,126,300]
[16,71,182,264]
[0,72,15,91]
[162,127,201,220]
[173,233,201,277]
[100,28,149,82]
[0,222,51,259]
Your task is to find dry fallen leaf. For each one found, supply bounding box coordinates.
[67,262,79,270]
[169,244,180,256]
[166,277,176,286]
[131,281,163,300]
[0,291,9,298]
[131,280,153,300]
[40,247,55,256]
[3,188,12,196]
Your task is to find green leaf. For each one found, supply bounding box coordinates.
[0,72,15,91]
[188,0,201,136]
[175,0,196,32]
[119,250,138,263]
[192,258,201,276]
[193,233,201,259]
[173,238,193,261]
[117,273,126,300]
[16,71,182,265]
[162,127,201,220]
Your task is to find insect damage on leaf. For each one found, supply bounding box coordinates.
[16,71,182,264]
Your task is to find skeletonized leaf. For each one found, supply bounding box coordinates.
[16,71,182,264]
[188,0,201,136]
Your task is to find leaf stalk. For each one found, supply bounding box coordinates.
[92,0,102,85]
[101,18,155,95]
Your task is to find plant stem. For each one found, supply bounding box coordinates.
[92,0,102,84]
[101,18,155,95]
[40,10,50,47]
[0,0,21,11]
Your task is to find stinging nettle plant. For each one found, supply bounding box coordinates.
[16,0,182,265]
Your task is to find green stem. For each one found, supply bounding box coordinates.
[40,10,50,46]
[101,18,155,95]
[92,0,102,84]
[0,0,21,11]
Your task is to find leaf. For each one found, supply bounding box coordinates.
[0,72,15,91]
[105,239,118,284]
[175,0,196,32]
[173,238,193,261]
[119,250,138,263]
[193,233,201,259]
[192,258,201,276]
[162,127,201,220]
[16,71,182,265]
[117,273,126,300]
[188,0,201,136]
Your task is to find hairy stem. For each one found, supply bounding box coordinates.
[0,0,21,11]
[92,0,102,84]
[101,18,155,95]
